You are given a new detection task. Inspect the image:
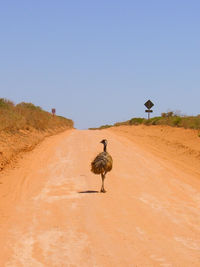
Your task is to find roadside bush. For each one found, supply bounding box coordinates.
[90,110,200,131]
[0,98,73,132]
[170,116,182,126]
[129,118,145,125]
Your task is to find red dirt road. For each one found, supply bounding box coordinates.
[0,128,200,266]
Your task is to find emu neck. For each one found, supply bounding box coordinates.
[103,143,107,152]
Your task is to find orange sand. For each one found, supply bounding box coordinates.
[0,126,199,266]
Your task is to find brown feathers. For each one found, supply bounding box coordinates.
[91,152,113,174]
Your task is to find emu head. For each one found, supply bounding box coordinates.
[100,139,107,145]
[100,139,108,151]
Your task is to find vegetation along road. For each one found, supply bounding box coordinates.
[0,127,200,266]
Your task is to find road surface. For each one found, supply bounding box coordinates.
[0,129,199,266]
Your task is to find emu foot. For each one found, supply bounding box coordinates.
[100,188,107,193]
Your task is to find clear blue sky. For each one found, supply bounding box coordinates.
[0,1,200,129]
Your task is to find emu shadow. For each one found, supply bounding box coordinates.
[78,190,99,194]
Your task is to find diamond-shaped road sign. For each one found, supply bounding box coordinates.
[144,100,154,110]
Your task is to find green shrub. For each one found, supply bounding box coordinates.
[170,116,182,126]
[0,98,14,108]
[129,118,145,125]
[99,124,112,129]
[90,111,200,131]
[112,113,200,130]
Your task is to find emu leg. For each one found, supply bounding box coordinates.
[100,173,106,193]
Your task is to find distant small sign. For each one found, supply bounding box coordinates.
[52,108,56,116]
[144,100,154,110]
[144,100,154,119]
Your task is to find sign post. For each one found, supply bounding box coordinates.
[144,100,154,119]
[51,108,56,116]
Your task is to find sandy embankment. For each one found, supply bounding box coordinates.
[0,126,72,171]
[109,125,200,176]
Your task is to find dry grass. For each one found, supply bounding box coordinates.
[89,124,112,130]
[0,98,73,170]
[0,98,73,132]
[91,111,200,132]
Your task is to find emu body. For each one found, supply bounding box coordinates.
[91,139,113,193]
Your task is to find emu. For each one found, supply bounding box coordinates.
[91,139,113,193]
